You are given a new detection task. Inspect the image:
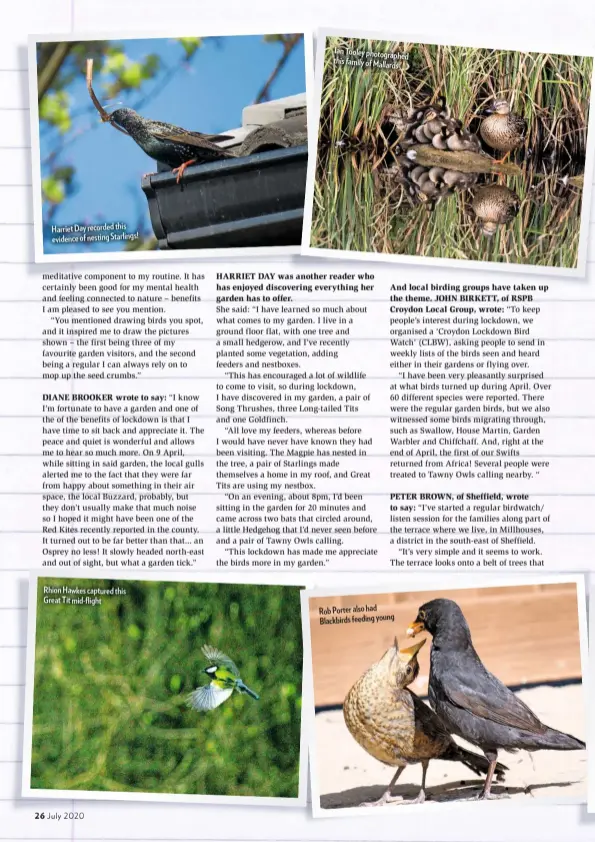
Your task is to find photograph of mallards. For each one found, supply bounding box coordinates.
[311,38,593,269]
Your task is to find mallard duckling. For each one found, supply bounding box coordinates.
[472,184,520,236]
[445,127,481,153]
[432,127,450,150]
[480,99,527,159]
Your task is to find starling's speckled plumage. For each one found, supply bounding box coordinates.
[408,599,586,800]
[110,107,235,181]
[343,637,507,806]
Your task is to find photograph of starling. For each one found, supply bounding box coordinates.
[108,107,235,183]
[31,34,308,257]
[307,34,595,272]
[304,578,587,814]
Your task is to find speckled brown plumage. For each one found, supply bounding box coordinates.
[480,100,527,154]
[472,184,520,236]
[343,638,507,806]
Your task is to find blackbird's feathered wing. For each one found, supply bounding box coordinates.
[433,654,546,734]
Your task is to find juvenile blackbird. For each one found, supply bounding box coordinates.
[343,636,507,806]
[109,107,235,183]
[407,598,586,800]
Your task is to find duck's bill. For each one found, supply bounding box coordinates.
[406,620,426,637]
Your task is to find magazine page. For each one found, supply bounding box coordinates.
[1,2,595,842]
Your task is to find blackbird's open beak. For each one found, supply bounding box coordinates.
[407,619,426,637]
[400,638,426,657]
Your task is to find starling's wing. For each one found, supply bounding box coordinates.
[437,657,546,734]
[147,120,234,146]
[187,684,234,711]
[201,644,240,676]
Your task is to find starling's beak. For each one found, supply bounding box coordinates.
[399,638,426,658]
[407,619,426,638]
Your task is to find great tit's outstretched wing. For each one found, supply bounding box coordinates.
[201,644,240,676]
[187,684,233,711]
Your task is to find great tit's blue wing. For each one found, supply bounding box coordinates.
[201,644,240,676]
[187,683,233,711]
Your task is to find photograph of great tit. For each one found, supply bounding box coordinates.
[188,644,260,711]
[28,577,304,802]
[305,579,586,812]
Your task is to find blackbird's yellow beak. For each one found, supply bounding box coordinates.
[407,619,426,638]
[399,638,426,657]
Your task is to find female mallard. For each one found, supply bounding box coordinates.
[480,99,527,158]
[472,184,520,236]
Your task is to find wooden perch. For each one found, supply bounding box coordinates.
[86,58,129,135]
[405,145,523,176]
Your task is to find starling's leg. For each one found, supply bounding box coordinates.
[172,159,197,184]
[360,766,405,807]
[476,751,508,800]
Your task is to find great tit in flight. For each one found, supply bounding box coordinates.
[187,644,260,711]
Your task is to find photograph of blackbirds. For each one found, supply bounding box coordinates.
[342,636,507,806]
[306,581,586,811]
[407,597,586,800]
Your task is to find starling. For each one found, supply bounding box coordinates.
[407,598,585,800]
[109,107,235,183]
[342,636,507,806]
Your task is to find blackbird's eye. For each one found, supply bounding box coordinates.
[405,665,413,676]
[419,610,427,621]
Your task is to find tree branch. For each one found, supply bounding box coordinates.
[38,42,76,102]
[254,35,302,104]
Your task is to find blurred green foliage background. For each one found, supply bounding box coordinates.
[32,578,303,798]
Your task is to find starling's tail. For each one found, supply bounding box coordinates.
[443,743,508,782]
[238,681,260,701]
[530,727,585,752]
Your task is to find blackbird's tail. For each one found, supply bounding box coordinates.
[443,743,508,782]
[533,727,585,751]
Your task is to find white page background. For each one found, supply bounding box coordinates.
[2,0,595,840]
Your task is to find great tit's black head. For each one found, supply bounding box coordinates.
[407,598,469,638]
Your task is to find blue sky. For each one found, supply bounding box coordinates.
[38,35,306,253]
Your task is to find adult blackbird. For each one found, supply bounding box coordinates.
[109,107,235,183]
[407,598,585,800]
[343,636,507,806]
